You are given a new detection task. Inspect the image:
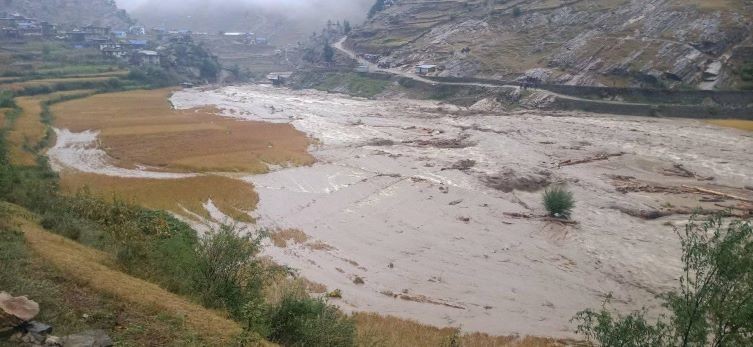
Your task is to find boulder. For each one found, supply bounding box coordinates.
[0,292,40,330]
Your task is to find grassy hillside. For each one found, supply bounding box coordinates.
[348,0,753,89]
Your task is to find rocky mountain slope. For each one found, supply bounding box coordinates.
[0,0,133,28]
[347,0,753,89]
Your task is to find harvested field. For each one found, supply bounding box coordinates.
[708,119,753,132]
[51,89,313,173]
[7,90,96,166]
[59,172,257,222]
[172,85,753,338]
[353,312,568,347]
[8,96,47,165]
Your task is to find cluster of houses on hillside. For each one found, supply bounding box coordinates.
[0,13,55,38]
[0,12,181,66]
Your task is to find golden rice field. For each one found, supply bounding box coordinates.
[353,312,568,347]
[708,119,753,132]
[8,96,47,165]
[6,90,96,166]
[52,89,314,173]
[59,172,257,222]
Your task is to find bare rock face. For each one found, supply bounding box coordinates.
[0,292,40,330]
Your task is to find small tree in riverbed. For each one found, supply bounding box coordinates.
[573,216,753,346]
[543,185,575,219]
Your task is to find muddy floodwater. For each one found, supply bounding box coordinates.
[51,84,753,338]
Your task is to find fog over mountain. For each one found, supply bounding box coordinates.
[116,0,372,42]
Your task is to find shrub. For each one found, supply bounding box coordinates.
[0,91,15,108]
[194,224,265,319]
[267,294,357,347]
[573,216,753,346]
[513,6,522,17]
[543,185,575,218]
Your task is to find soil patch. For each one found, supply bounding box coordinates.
[482,169,553,192]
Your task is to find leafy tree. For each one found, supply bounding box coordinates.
[323,43,335,63]
[574,216,753,346]
[741,62,753,82]
[343,20,352,34]
[368,0,386,19]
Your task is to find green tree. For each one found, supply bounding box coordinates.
[368,0,386,19]
[323,43,335,63]
[343,20,352,34]
[574,216,753,346]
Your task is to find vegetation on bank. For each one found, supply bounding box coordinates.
[574,216,753,346]
[0,205,207,346]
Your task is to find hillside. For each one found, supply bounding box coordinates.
[347,0,753,90]
[0,0,132,28]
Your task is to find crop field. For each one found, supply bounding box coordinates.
[8,96,47,165]
[52,89,314,173]
[708,119,753,132]
[6,90,96,166]
[59,172,258,222]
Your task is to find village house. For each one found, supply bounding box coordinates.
[98,41,122,51]
[133,50,160,66]
[129,25,146,36]
[102,47,128,59]
[415,64,437,75]
[127,39,148,49]
[82,25,110,36]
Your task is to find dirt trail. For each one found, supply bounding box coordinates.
[17,216,245,346]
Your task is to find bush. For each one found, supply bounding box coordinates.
[513,6,522,17]
[0,91,16,108]
[574,216,753,346]
[267,294,357,347]
[543,185,575,218]
[194,224,265,319]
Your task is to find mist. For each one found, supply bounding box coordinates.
[115,0,373,42]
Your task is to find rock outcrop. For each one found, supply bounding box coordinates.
[348,0,753,89]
